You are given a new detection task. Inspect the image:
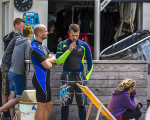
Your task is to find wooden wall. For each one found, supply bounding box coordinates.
[25,60,148,120]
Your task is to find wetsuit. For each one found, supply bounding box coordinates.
[56,38,93,120]
[31,40,51,103]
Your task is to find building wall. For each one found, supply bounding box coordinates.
[0,0,13,60]
[0,1,150,61]
[13,0,48,46]
[0,0,48,60]
[0,1,2,61]
[143,3,150,30]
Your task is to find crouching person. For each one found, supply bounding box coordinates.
[108,79,142,120]
[0,24,33,120]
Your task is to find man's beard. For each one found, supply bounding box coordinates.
[41,36,47,40]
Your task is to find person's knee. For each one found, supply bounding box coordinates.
[37,102,45,108]
[48,101,52,106]
[15,97,20,103]
[45,101,52,110]
[9,93,16,99]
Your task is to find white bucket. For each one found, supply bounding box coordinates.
[19,103,37,113]
[17,103,37,120]
[17,90,37,120]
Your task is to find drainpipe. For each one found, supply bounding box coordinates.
[137,3,143,30]
[94,0,100,60]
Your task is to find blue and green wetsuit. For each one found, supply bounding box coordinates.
[56,38,93,80]
[56,38,93,120]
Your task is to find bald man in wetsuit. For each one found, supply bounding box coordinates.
[30,24,56,120]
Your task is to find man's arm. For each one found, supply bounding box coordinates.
[31,44,52,69]
[56,41,76,65]
[84,43,93,81]
[48,54,56,64]
[25,40,31,60]
[41,59,52,69]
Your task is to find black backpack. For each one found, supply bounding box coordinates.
[3,31,15,51]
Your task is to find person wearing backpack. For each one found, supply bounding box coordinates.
[0,24,33,120]
[0,18,25,119]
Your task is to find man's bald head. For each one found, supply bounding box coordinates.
[34,24,46,36]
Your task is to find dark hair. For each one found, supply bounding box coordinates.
[13,18,25,27]
[69,24,80,33]
[48,20,55,31]
[23,24,33,37]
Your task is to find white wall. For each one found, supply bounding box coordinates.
[14,0,48,46]
[0,0,48,60]
[0,1,2,61]
[143,3,150,30]
[0,0,14,60]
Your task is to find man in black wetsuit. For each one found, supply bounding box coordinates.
[56,24,93,120]
[31,24,56,120]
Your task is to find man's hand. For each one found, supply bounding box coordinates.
[41,59,52,69]
[48,54,56,64]
[48,54,53,59]
[69,42,76,51]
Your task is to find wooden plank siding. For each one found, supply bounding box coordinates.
[25,60,148,120]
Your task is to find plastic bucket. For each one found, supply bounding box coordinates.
[19,102,37,113]
[17,103,37,120]
[17,90,37,120]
